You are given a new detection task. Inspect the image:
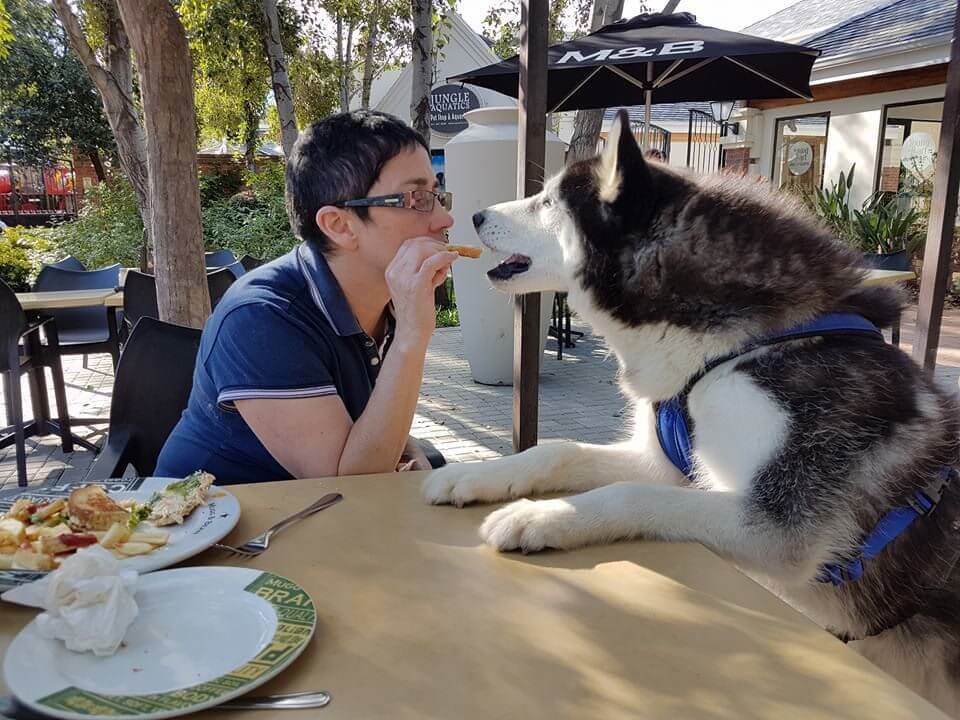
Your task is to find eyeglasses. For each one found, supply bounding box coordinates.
[333,189,453,214]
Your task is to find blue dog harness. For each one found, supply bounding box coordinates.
[654,313,957,588]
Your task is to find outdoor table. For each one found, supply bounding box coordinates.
[8,289,121,452]
[862,269,916,345]
[14,289,117,312]
[0,473,948,719]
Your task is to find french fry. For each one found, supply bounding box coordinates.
[33,499,65,521]
[100,522,132,549]
[0,518,25,551]
[6,498,32,522]
[445,244,483,258]
[13,548,54,571]
[115,542,154,556]
[128,529,169,546]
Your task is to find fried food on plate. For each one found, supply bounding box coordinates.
[68,485,130,531]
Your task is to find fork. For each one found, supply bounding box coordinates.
[215,492,343,557]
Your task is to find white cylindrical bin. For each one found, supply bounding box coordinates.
[445,106,566,386]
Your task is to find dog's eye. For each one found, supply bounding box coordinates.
[541,197,553,208]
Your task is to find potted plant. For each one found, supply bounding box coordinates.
[854,194,924,271]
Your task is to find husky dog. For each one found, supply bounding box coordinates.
[423,111,960,713]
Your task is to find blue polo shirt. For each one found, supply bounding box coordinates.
[155,243,394,485]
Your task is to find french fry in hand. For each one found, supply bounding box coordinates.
[446,244,483,258]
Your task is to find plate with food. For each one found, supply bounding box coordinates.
[4,566,316,720]
[0,473,240,590]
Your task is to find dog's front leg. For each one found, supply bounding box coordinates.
[422,441,682,507]
[481,483,791,576]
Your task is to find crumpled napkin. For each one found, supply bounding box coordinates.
[1,544,138,656]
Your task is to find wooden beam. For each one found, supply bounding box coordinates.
[747,64,948,110]
[513,0,548,453]
[913,3,960,374]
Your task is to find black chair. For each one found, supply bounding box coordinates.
[239,254,264,273]
[415,438,446,469]
[86,317,201,479]
[33,264,122,369]
[0,279,74,486]
[48,256,86,271]
[205,249,237,268]
[121,268,237,334]
[206,267,237,308]
[122,270,159,332]
[224,260,246,280]
[549,292,584,360]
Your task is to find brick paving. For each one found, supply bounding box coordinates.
[1,305,958,490]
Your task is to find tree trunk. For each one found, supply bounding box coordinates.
[336,16,348,113]
[243,100,259,172]
[344,22,355,110]
[410,0,432,144]
[115,0,210,328]
[360,0,382,109]
[88,150,107,182]
[260,0,298,157]
[566,0,625,164]
[52,0,150,226]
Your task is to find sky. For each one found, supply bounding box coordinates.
[457,0,801,35]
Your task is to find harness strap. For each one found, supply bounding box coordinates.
[655,313,884,478]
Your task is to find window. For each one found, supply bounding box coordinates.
[772,113,830,193]
[877,99,943,203]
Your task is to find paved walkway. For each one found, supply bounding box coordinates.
[1,305,958,490]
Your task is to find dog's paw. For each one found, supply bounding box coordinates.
[479,499,580,552]
[421,462,524,506]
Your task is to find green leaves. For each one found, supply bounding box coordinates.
[804,163,927,256]
[0,0,114,165]
[853,194,925,255]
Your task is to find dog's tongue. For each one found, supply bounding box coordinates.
[487,253,532,281]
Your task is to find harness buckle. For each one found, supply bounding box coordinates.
[908,467,956,516]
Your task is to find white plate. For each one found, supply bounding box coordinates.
[4,567,316,720]
[0,480,241,591]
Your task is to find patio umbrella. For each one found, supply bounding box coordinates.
[450,12,820,147]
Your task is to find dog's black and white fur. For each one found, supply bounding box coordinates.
[423,112,960,713]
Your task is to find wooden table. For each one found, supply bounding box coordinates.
[1,473,948,719]
[14,289,118,312]
[862,269,916,287]
[862,269,916,345]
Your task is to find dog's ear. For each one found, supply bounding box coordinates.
[597,110,650,206]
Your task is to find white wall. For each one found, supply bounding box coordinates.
[756,84,945,207]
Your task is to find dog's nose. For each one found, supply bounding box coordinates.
[472,211,486,230]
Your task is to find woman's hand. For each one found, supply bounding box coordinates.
[386,237,457,349]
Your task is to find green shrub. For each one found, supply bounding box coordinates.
[199,167,245,204]
[201,163,297,261]
[435,307,459,328]
[51,180,145,269]
[0,225,58,291]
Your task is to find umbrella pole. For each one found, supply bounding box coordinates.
[642,62,652,151]
[513,0,549,453]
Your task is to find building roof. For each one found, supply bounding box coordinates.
[602,102,734,125]
[604,0,952,124]
[743,0,891,44]
[803,0,955,59]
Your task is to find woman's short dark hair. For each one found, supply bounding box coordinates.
[285,111,429,254]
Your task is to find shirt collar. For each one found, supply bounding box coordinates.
[296,243,363,336]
